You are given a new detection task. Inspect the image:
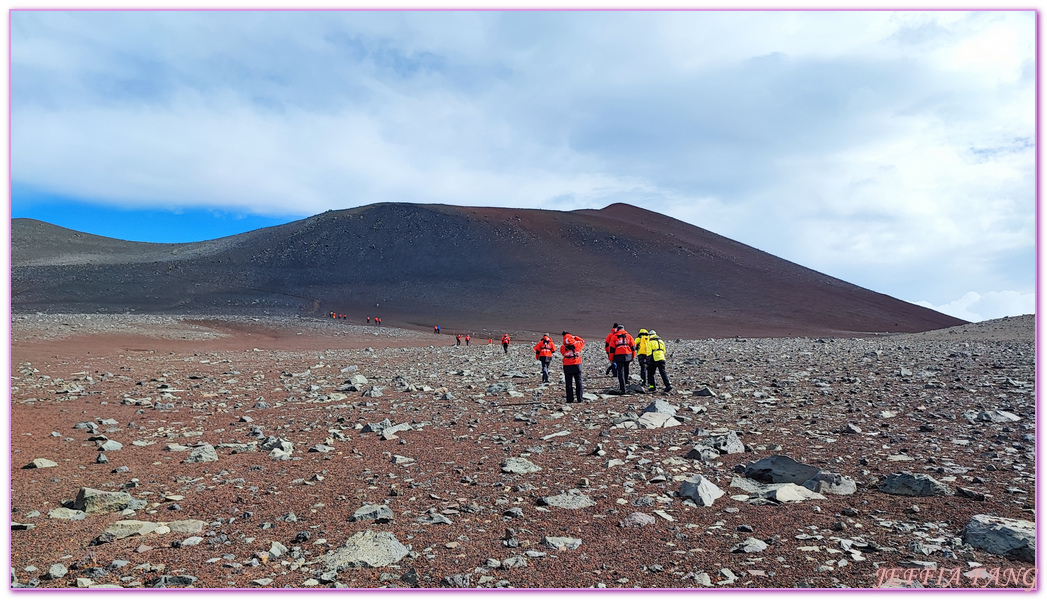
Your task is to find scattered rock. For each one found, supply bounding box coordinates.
[961,514,1035,563]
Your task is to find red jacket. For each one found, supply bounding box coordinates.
[612,329,635,357]
[502,335,511,345]
[560,334,585,366]
[533,337,556,358]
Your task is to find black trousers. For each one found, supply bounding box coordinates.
[648,359,670,389]
[614,355,632,392]
[564,364,583,403]
[539,357,551,382]
[502,343,509,354]
[637,355,649,385]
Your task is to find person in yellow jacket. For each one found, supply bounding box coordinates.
[646,330,672,393]
[634,329,651,390]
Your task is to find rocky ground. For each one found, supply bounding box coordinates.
[8,314,1037,590]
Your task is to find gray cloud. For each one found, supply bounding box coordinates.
[11,10,1035,320]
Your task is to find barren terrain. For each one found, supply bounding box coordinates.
[9,314,1035,590]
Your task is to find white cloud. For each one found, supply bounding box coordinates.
[915,290,1034,322]
[10,10,1036,311]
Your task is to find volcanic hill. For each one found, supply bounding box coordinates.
[11,202,965,338]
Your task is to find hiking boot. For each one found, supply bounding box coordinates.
[664,386,673,393]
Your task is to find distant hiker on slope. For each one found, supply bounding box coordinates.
[501,334,511,354]
[611,326,635,394]
[465,334,471,346]
[559,332,586,404]
[456,334,462,346]
[533,334,557,383]
[434,325,440,334]
[646,330,672,393]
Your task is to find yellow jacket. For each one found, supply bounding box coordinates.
[648,334,667,362]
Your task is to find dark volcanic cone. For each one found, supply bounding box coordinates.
[11,202,965,338]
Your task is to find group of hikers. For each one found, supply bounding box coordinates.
[329,313,381,326]
[532,324,672,403]
[340,318,670,404]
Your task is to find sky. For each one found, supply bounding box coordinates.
[8,9,1037,323]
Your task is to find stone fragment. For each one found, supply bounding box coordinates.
[24,458,58,469]
[501,457,541,474]
[183,444,218,463]
[731,537,768,553]
[619,512,656,527]
[877,472,953,497]
[678,474,724,507]
[318,531,409,569]
[704,431,744,455]
[104,520,161,540]
[48,507,86,521]
[977,410,1021,423]
[44,564,68,580]
[743,455,821,484]
[635,412,682,429]
[802,472,857,495]
[350,505,393,523]
[543,536,582,550]
[74,488,135,514]
[538,489,596,510]
[641,400,678,416]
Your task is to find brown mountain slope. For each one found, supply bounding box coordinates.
[11,202,966,338]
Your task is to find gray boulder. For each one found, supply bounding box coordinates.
[73,488,135,514]
[319,531,409,569]
[877,472,953,497]
[538,490,596,510]
[731,537,768,553]
[642,400,678,416]
[44,564,68,580]
[619,512,656,527]
[350,504,394,523]
[361,419,393,434]
[97,440,123,452]
[678,474,725,507]
[705,431,744,455]
[502,457,541,474]
[977,410,1021,423]
[24,458,59,469]
[961,514,1035,563]
[184,444,218,463]
[48,507,86,521]
[743,455,821,484]
[543,536,582,550]
[802,471,857,495]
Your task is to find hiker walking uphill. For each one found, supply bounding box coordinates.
[604,324,620,378]
[611,326,635,394]
[465,334,471,346]
[634,329,651,387]
[456,334,462,346]
[533,334,557,383]
[559,332,586,403]
[646,330,672,393]
[501,334,511,354]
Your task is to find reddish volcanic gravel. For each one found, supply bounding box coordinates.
[9,314,1036,590]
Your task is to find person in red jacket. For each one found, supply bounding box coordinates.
[611,326,635,394]
[501,334,511,354]
[456,334,462,346]
[533,334,557,383]
[604,323,620,378]
[559,332,586,403]
[465,334,471,346]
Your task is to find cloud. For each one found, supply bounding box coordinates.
[10,10,1035,321]
[915,290,1034,323]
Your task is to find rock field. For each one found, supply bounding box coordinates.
[9,314,1036,589]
